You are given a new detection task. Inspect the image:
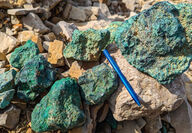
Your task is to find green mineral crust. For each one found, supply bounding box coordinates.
[10,40,39,69]
[15,55,56,101]
[31,78,86,132]
[115,1,192,84]
[78,63,118,105]
[0,69,17,109]
[63,29,110,61]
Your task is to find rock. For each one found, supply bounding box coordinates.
[0,0,26,8]
[162,102,192,133]
[95,122,111,133]
[31,78,86,132]
[105,109,117,129]
[11,16,20,24]
[43,32,56,41]
[63,4,72,19]
[0,68,7,74]
[144,116,162,133]
[115,1,192,84]
[0,53,7,61]
[31,35,44,53]
[7,8,45,15]
[182,64,192,103]
[22,13,50,34]
[10,40,39,69]
[52,21,78,41]
[43,41,50,51]
[0,105,21,129]
[42,0,62,11]
[69,6,87,22]
[78,63,118,105]
[0,69,17,93]
[17,30,37,44]
[48,40,65,66]
[97,103,109,123]
[104,44,184,121]
[122,0,137,11]
[63,29,110,61]
[0,89,15,109]
[0,32,19,55]
[116,118,146,133]
[15,55,56,101]
[0,61,6,68]
[176,3,192,45]
[95,3,111,18]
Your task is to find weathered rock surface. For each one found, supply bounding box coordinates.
[0,0,26,8]
[0,105,21,129]
[78,63,118,105]
[48,40,65,66]
[22,13,50,34]
[162,102,192,133]
[104,45,185,121]
[69,6,87,22]
[144,116,162,133]
[17,30,37,44]
[0,32,19,55]
[63,29,110,61]
[15,55,56,101]
[115,1,192,84]
[10,40,39,69]
[0,89,15,109]
[52,21,78,41]
[31,78,86,132]
[42,0,62,11]
[7,8,45,15]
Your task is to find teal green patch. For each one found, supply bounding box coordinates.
[31,78,86,132]
[78,63,118,105]
[15,55,56,101]
[63,29,110,61]
[10,40,39,69]
[0,89,15,109]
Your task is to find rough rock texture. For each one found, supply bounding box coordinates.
[63,29,110,61]
[144,116,162,133]
[0,0,26,8]
[31,78,86,132]
[17,30,37,44]
[104,45,185,121]
[0,69,17,93]
[22,13,50,34]
[0,105,21,129]
[7,8,45,15]
[10,40,39,69]
[0,89,15,109]
[15,55,56,101]
[0,32,19,55]
[42,0,62,11]
[48,40,65,66]
[176,3,192,45]
[162,102,192,133]
[78,63,118,105]
[115,1,192,84]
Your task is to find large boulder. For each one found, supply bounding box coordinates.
[63,29,110,61]
[115,1,192,84]
[78,63,118,105]
[10,40,39,69]
[103,45,185,121]
[15,55,56,101]
[31,78,86,132]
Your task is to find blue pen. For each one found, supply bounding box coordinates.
[103,49,141,106]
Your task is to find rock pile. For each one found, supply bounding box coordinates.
[0,0,192,133]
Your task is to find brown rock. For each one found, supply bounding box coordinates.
[48,40,65,66]
[31,35,44,52]
[144,116,162,133]
[17,30,37,44]
[97,103,109,123]
[103,44,185,121]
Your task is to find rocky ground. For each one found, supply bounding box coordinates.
[0,0,192,133]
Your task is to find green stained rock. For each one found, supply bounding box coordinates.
[31,78,86,132]
[0,89,15,109]
[63,29,110,61]
[0,69,17,93]
[106,21,123,44]
[10,40,39,69]
[15,55,56,101]
[78,63,118,105]
[115,1,192,84]
[175,3,192,45]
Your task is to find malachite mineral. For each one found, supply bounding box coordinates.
[63,29,110,61]
[15,55,56,101]
[10,40,39,69]
[0,89,15,109]
[115,1,192,84]
[31,78,86,132]
[78,63,118,105]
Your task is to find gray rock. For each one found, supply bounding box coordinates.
[43,41,50,51]
[42,0,62,11]
[144,116,162,133]
[69,6,87,22]
[0,105,21,129]
[52,21,78,40]
[43,32,56,41]
[7,8,45,15]
[0,61,6,68]
[22,13,50,34]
